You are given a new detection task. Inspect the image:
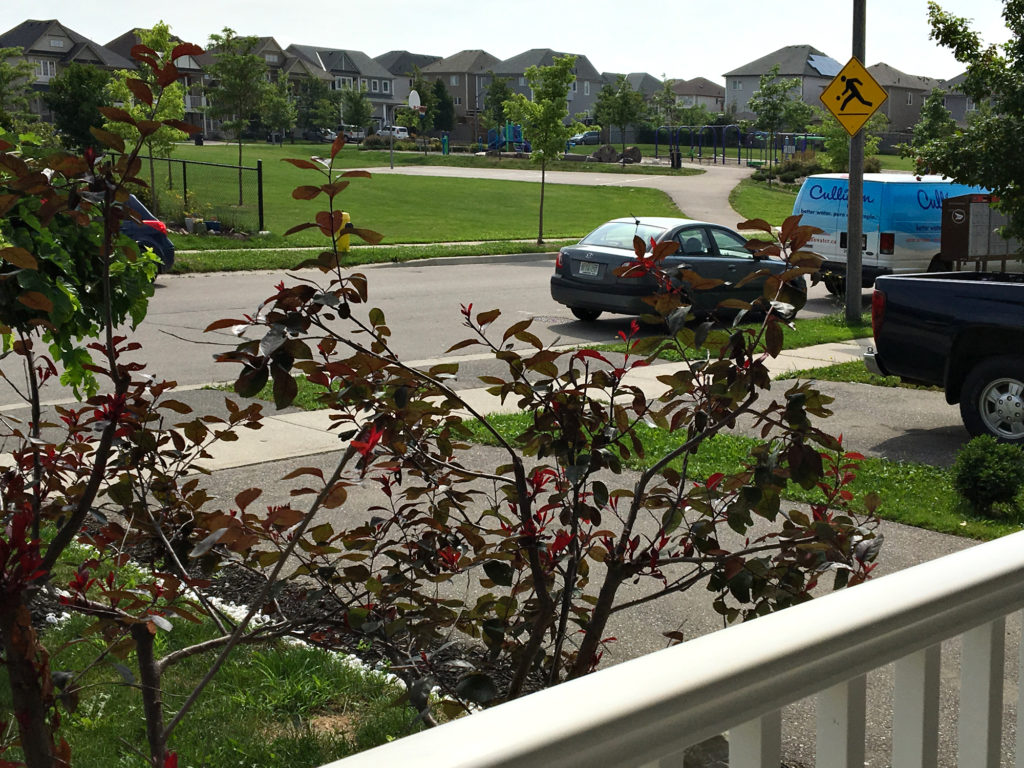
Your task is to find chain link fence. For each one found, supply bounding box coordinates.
[135,155,264,235]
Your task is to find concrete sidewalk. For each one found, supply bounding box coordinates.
[198,338,870,472]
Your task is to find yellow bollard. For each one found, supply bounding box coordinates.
[338,211,351,252]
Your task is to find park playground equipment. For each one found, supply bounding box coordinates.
[654,126,825,168]
[486,122,532,153]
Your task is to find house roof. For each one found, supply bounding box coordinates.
[288,44,393,78]
[601,72,663,95]
[494,48,601,81]
[867,62,937,91]
[671,77,725,98]
[723,44,837,78]
[421,49,500,75]
[375,50,442,75]
[0,19,134,69]
[105,28,205,71]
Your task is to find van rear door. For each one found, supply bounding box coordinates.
[792,175,847,264]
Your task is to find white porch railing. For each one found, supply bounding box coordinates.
[323,530,1024,768]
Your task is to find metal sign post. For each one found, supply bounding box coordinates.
[820,0,885,322]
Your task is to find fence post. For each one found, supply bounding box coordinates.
[257,159,264,233]
[181,160,188,215]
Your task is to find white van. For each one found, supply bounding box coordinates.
[792,173,988,290]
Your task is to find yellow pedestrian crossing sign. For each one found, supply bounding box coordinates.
[821,57,887,136]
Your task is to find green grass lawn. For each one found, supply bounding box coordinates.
[776,359,941,390]
[160,142,686,249]
[729,177,799,226]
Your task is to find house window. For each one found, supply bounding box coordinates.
[967,97,976,112]
[450,74,459,86]
[519,77,526,86]
[571,81,577,92]
[266,53,279,64]
[906,92,913,106]
[584,81,590,96]
[49,38,64,48]
[454,96,462,105]
[942,96,947,108]
[371,79,379,92]
[360,78,368,90]
[382,80,390,93]
[33,59,55,80]
[732,79,742,90]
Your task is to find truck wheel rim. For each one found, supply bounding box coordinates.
[980,376,1024,439]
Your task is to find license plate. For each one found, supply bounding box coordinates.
[578,261,599,276]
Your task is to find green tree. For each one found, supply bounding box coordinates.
[747,63,802,178]
[103,22,190,211]
[339,85,373,133]
[262,76,297,143]
[45,62,110,152]
[204,27,268,204]
[650,76,680,125]
[917,1,1024,237]
[482,73,512,132]
[504,54,584,243]
[595,75,648,161]
[0,47,36,132]
[812,107,888,171]
[296,77,340,136]
[782,98,815,133]
[432,78,455,132]
[899,87,956,168]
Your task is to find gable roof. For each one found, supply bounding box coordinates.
[867,62,937,91]
[723,44,837,78]
[421,49,500,75]
[601,72,663,95]
[375,50,442,75]
[671,77,725,98]
[0,19,134,69]
[495,48,601,81]
[105,28,205,72]
[289,44,393,78]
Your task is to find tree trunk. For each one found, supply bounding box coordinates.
[537,161,546,244]
[569,563,623,679]
[132,623,167,767]
[0,601,56,767]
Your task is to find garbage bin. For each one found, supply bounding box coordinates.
[669,149,680,169]
[194,133,204,146]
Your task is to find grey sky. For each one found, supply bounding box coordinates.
[1,0,1012,83]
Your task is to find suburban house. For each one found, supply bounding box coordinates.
[287,44,398,126]
[867,62,940,132]
[723,44,841,120]
[491,48,603,123]
[374,50,441,108]
[671,77,726,112]
[0,19,133,123]
[420,49,501,141]
[937,72,974,126]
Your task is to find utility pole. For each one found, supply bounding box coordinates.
[846,0,866,322]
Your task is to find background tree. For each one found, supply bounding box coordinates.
[812,107,888,171]
[103,22,189,211]
[0,47,37,132]
[504,54,583,243]
[261,76,298,143]
[650,76,681,125]
[482,73,512,132]
[339,84,373,133]
[204,27,267,204]
[432,78,455,132]
[907,88,957,153]
[296,77,340,136]
[595,75,648,160]
[747,63,802,178]
[45,62,110,152]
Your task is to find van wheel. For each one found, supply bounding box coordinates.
[928,255,951,272]
[960,356,1024,443]
[570,307,602,322]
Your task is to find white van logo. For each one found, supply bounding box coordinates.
[808,184,875,204]
[918,189,950,210]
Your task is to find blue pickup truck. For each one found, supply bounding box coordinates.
[865,271,1024,442]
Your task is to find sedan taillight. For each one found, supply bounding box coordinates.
[555,251,564,269]
[871,289,885,338]
[143,219,168,235]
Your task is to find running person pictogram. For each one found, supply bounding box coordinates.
[838,75,872,111]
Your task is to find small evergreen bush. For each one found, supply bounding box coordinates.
[952,435,1024,516]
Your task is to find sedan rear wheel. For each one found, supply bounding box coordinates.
[570,307,602,322]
